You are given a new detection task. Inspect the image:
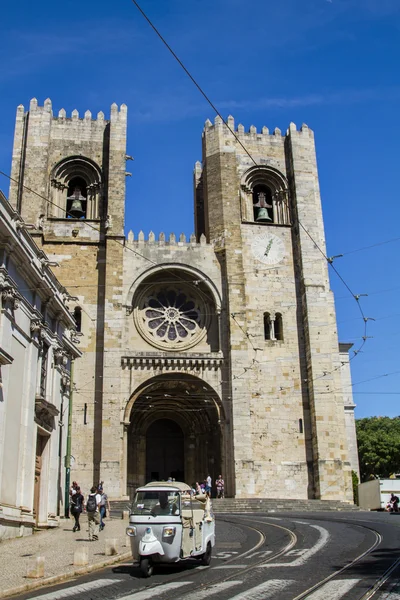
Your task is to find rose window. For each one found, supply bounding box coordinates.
[134,286,208,350]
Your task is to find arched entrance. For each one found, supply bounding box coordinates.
[126,374,224,497]
[146,419,184,482]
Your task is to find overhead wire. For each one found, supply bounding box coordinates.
[0,164,366,400]
[129,0,372,394]
[0,169,220,325]
[321,369,400,395]
[0,3,378,404]
[340,236,400,257]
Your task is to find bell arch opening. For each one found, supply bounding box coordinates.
[240,165,290,225]
[126,374,224,498]
[66,176,88,219]
[49,155,102,219]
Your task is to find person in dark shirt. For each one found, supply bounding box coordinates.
[390,493,399,512]
[70,486,84,532]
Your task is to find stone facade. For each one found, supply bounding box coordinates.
[0,191,81,539]
[7,99,359,503]
[339,343,360,480]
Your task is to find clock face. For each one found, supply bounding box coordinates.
[251,232,285,265]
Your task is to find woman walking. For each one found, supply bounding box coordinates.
[70,486,84,532]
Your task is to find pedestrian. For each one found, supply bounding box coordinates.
[86,485,101,541]
[70,486,84,532]
[195,481,202,495]
[390,493,399,512]
[205,473,212,497]
[215,475,225,499]
[69,481,78,497]
[99,486,110,531]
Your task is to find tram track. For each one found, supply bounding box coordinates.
[289,524,382,599]
[225,514,397,600]
[162,513,392,600]
[16,513,400,600]
[110,515,297,598]
[115,514,393,600]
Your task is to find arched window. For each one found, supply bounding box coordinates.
[275,313,283,341]
[73,306,82,333]
[264,311,284,342]
[264,312,271,340]
[241,166,290,225]
[50,156,102,219]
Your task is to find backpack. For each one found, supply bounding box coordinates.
[86,494,97,512]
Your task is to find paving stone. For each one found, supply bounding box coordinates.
[0,516,131,598]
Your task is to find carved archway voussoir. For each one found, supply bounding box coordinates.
[123,372,224,426]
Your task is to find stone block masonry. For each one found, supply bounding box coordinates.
[6,98,358,503]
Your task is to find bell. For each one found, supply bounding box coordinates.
[67,188,86,218]
[256,207,272,222]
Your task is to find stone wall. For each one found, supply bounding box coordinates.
[200,116,353,500]
[6,99,356,502]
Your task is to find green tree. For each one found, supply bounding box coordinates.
[356,416,400,482]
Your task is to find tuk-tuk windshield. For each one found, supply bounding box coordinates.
[131,490,181,516]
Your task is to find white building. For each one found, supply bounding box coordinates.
[0,191,81,540]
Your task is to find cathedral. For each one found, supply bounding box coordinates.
[8,98,359,503]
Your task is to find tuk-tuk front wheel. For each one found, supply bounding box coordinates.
[200,542,212,566]
[140,558,154,578]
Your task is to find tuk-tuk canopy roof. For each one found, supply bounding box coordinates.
[137,481,191,492]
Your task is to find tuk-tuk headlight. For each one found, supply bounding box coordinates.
[163,526,176,537]
[126,526,137,537]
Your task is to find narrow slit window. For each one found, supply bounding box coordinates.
[299,418,303,434]
[264,312,271,340]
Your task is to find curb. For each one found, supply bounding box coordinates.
[1,551,132,599]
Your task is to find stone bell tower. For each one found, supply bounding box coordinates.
[194,116,353,501]
[9,97,127,233]
[8,98,129,491]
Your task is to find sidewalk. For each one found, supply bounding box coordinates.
[0,514,132,599]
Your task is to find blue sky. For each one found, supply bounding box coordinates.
[1,0,399,418]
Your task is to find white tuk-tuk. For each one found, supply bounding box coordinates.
[126,481,215,577]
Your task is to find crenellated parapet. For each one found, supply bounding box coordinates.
[20,97,127,124]
[10,98,128,235]
[126,231,208,247]
[203,114,313,140]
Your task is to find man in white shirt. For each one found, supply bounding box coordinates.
[86,485,102,541]
[206,474,212,497]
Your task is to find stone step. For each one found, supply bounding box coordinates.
[211,499,361,512]
[110,498,361,514]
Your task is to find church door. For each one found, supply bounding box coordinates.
[146,419,184,482]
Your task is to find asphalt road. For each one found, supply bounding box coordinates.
[11,512,400,600]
